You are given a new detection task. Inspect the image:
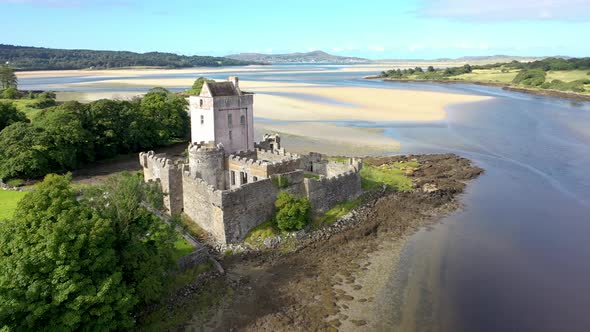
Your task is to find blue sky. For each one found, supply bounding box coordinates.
[2,0,589,59]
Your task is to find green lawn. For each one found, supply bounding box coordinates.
[244,219,280,246]
[0,190,27,220]
[311,197,363,229]
[360,162,417,191]
[172,236,194,260]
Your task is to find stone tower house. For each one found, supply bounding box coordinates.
[189,77,254,154]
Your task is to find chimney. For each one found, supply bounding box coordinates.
[229,76,239,89]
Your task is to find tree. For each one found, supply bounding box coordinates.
[427,66,435,72]
[414,66,424,73]
[80,172,176,304]
[0,174,136,330]
[140,87,189,144]
[35,108,92,171]
[274,192,311,232]
[463,64,472,73]
[1,87,18,99]
[0,66,17,90]
[0,102,27,131]
[0,122,49,179]
[188,77,215,95]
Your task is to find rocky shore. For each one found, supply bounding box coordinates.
[149,154,483,331]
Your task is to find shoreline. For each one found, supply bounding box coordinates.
[366,76,590,102]
[145,154,484,330]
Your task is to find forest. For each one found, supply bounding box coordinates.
[0,44,263,71]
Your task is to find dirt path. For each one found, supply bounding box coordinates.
[181,154,483,331]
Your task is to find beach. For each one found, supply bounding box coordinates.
[18,68,491,155]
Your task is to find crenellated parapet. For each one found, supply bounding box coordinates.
[188,141,224,153]
[138,151,184,214]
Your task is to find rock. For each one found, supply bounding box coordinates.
[422,183,439,193]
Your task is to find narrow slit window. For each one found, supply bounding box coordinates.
[229,130,232,141]
[231,171,236,185]
[228,113,233,127]
[240,115,246,126]
[200,115,204,125]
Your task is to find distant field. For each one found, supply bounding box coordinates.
[454,68,519,83]
[0,190,26,220]
[546,70,590,82]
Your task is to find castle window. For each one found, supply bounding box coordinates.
[200,115,204,125]
[253,176,258,182]
[240,115,246,126]
[199,99,203,107]
[230,171,236,185]
[240,172,248,184]
[229,130,232,141]
[228,113,233,127]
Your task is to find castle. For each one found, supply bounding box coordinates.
[139,77,363,244]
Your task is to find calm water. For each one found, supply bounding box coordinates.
[19,66,590,331]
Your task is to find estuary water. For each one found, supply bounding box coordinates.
[19,65,590,331]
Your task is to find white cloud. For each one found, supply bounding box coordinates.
[408,44,425,51]
[369,45,385,52]
[417,0,590,21]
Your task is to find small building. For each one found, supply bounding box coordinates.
[140,77,363,244]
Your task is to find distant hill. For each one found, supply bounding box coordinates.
[225,50,369,63]
[0,44,263,71]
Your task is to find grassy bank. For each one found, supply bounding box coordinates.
[0,190,26,220]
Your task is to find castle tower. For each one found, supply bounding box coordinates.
[188,142,226,189]
[189,77,254,154]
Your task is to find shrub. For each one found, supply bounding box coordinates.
[512,69,546,87]
[274,192,311,232]
[1,87,19,99]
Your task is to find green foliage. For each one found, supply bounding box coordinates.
[80,172,177,304]
[1,87,18,99]
[304,173,320,180]
[360,164,415,191]
[0,65,17,89]
[0,174,136,331]
[0,190,26,220]
[274,192,311,232]
[512,69,546,87]
[0,90,189,179]
[0,122,50,179]
[312,197,363,229]
[187,77,215,95]
[0,102,27,131]
[5,178,23,187]
[140,87,190,144]
[0,44,262,71]
[541,79,590,92]
[172,237,194,260]
[244,219,280,246]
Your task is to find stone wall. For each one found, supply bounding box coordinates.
[182,172,226,241]
[255,148,300,163]
[188,142,226,190]
[220,178,278,243]
[304,170,362,213]
[139,151,184,214]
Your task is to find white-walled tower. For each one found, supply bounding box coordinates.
[189,77,254,154]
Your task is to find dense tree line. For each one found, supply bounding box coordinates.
[380,57,590,93]
[473,57,590,71]
[0,87,189,179]
[0,44,264,71]
[0,172,176,330]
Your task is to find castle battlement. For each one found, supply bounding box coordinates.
[255,147,300,160]
[227,154,270,166]
[140,78,363,244]
[188,141,223,153]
